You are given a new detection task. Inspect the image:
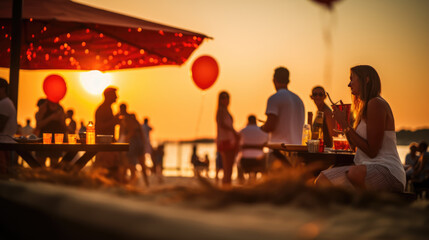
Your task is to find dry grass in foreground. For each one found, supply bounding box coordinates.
[8,165,421,210]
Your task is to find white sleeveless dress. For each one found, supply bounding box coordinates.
[354,120,406,190]
[321,120,406,192]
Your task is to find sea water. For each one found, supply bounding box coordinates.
[160,143,410,177]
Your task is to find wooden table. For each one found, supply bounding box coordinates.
[266,143,355,172]
[0,142,129,171]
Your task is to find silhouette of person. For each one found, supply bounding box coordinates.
[310,86,336,147]
[141,117,153,156]
[123,113,146,184]
[239,115,268,183]
[316,65,406,192]
[261,67,305,168]
[151,143,164,183]
[215,151,223,183]
[66,109,77,134]
[93,87,121,182]
[405,142,419,181]
[216,91,239,186]
[190,145,209,177]
[35,99,67,167]
[412,141,429,198]
[0,78,17,173]
[117,103,130,143]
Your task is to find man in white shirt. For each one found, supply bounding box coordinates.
[239,115,268,182]
[0,78,18,174]
[261,67,305,167]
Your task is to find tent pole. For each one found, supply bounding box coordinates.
[9,0,22,111]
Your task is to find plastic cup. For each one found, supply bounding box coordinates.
[43,133,52,144]
[54,133,64,144]
[68,134,77,144]
[307,140,320,153]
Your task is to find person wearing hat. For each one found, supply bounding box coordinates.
[0,77,17,174]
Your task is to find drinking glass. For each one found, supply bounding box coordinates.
[43,133,52,144]
[54,133,64,144]
[68,134,77,144]
[332,103,351,131]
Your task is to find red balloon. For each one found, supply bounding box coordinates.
[191,55,219,90]
[43,74,67,103]
[312,0,341,10]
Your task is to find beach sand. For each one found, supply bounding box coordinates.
[1,170,429,240]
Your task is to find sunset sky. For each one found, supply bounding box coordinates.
[1,0,428,143]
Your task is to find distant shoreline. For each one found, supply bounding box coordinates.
[396,128,429,145]
[158,129,429,146]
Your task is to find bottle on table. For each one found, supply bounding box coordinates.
[312,111,325,152]
[302,124,312,145]
[312,111,324,140]
[303,111,313,145]
[86,121,95,144]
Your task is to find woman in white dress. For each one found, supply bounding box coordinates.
[316,65,406,192]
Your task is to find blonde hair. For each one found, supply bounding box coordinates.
[350,65,381,128]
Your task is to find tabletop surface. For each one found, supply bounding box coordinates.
[0,142,129,152]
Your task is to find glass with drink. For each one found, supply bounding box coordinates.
[43,133,52,144]
[68,134,77,144]
[54,133,64,144]
[333,136,350,151]
[332,103,351,132]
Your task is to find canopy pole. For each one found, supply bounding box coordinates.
[9,0,22,110]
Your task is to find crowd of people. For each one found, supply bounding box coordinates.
[0,80,162,185]
[212,65,428,196]
[1,64,429,196]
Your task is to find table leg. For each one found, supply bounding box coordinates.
[67,152,96,171]
[16,151,42,168]
[57,151,78,170]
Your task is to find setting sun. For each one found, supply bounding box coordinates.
[80,70,112,95]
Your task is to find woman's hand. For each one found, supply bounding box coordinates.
[332,105,349,130]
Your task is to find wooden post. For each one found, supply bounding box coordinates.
[9,0,22,110]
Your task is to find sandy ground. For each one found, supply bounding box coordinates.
[1,170,429,240]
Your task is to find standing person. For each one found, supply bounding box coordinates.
[239,115,269,182]
[316,65,406,192]
[93,87,121,182]
[117,103,130,143]
[216,91,239,186]
[35,99,67,167]
[261,67,305,167]
[123,113,145,184]
[141,117,153,157]
[66,109,77,134]
[310,86,336,147]
[215,151,223,183]
[0,78,17,174]
[151,144,164,183]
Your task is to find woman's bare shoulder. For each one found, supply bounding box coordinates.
[368,96,389,109]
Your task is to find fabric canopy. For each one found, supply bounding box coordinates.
[0,0,210,71]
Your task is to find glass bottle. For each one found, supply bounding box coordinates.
[302,124,312,145]
[312,111,324,141]
[86,121,95,144]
